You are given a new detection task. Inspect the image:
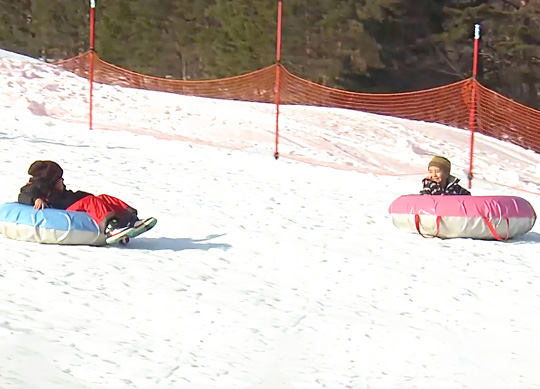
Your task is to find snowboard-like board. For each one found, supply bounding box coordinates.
[106,217,157,245]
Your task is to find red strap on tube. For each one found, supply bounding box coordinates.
[482,217,509,241]
[414,214,441,238]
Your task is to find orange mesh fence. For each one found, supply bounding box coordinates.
[279,66,472,130]
[57,52,277,103]
[476,81,540,152]
[55,52,540,155]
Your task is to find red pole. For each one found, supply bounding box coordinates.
[468,23,480,189]
[274,0,283,160]
[89,0,96,130]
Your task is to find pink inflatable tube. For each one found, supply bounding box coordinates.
[388,195,537,240]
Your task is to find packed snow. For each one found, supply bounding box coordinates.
[1,48,540,388]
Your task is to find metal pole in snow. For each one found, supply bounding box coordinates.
[89,0,96,130]
[468,23,480,189]
[274,0,283,160]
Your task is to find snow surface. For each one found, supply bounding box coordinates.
[1,49,540,388]
[0,48,41,63]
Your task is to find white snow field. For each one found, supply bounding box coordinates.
[1,49,540,388]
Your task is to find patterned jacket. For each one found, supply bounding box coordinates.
[420,175,471,195]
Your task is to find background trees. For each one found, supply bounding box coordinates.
[1,0,539,109]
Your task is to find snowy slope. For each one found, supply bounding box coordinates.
[1,50,540,389]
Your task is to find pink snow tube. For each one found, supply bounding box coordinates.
[388,195,536,240]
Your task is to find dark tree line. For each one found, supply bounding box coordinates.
[1,0,540,109]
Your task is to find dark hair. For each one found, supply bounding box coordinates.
[29,177,55,196]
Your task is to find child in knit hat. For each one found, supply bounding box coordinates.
[18,160,156,243]
[420,156,471,195]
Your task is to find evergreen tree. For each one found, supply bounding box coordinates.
[1,0,540,108]
[194,0,277,77]
[0,0,33,56]
[341,0,457,92]
[96,1,142,70]
[29,1,88,60]
[435,0,540,107]
[157,1,208,79]
[282,0,383,86]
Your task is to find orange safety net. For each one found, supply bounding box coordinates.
[56,51,540,155]
[476,82,540,152]
[279,66,471,130]
[56,52,277,103]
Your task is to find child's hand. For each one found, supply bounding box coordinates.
[34,198,46,210]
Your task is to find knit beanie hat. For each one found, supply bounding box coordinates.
[28,160,63,181]
[428,156,451,173]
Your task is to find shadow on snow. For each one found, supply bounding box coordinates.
[123,234,232,251]
[511,231,540,244]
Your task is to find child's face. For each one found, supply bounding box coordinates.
[428,166,449,186]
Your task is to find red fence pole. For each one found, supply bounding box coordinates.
[274,0,283,160]
[89,0,96,130]
[468,23,480,189]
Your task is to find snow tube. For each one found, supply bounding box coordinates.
[0,202,106,245]
[388,195,536,240]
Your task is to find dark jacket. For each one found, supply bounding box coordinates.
[420,175,471,195]
[18,177,92,209]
